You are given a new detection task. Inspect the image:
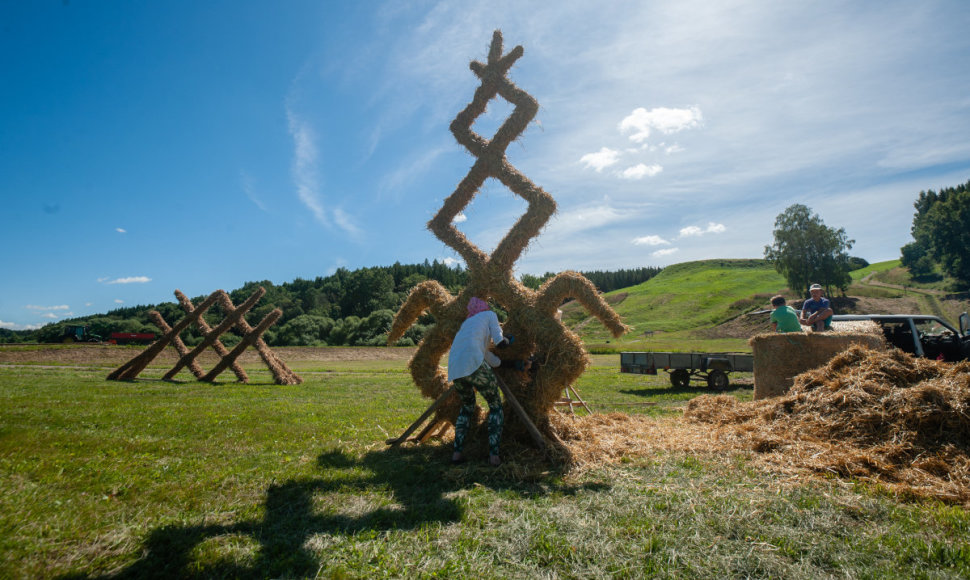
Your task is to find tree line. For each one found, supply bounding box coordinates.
[2,261,663,346]
[900,179,970,285]
[520,266,662,293]
[764,178,969,297]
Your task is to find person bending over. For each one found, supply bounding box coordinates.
[447,297,514,467]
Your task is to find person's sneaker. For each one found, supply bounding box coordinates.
[489,454,501,467]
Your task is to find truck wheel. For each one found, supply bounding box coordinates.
[670,369,690,388]
[707,370,729,390]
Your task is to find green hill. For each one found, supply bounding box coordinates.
[562,259,788,351]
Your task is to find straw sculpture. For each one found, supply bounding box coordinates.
[749,322,885,399]
[387,31,628,455]
[107,287,301,385]
[685,345,970,505]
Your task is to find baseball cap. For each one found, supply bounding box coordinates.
[809,284,822,291]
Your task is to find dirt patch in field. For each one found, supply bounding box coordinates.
[0,345,416,366]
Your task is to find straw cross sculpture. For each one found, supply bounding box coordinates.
[107,287,301,385]
[387,30,628,445]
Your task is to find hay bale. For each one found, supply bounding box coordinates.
[749,328,884,399]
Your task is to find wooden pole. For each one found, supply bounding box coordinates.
[493,374,546,451]
[386,385,456,446]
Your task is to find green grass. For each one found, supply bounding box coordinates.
[3,355,969,579]
[850,259,901,281]
[564,259,785,352]
[853,259,967,293]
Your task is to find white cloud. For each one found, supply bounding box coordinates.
[26,304,69,311]
[333,207,363,238]
[548,203,632,238]
[41,312,57,319]
[453,212,468,224]
[652,247,680,257]
[619,107,703,143]
[241,170,268,212]
[379,147,448,200]
[286,107,328,226]
[115,227,127,234]
[101,276,151,285]
[679,222,727,238]
[620,164,663,180]
[442,257,464,267]
[579,147,620,172]
[632,235,670,246]
[0,320,42,331]
[114,299,124,304]
[679,226,703,237]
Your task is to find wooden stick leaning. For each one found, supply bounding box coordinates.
[387,385,457,446]
[493,373,547,452]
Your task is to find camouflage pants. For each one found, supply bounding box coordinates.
[453,362,504,456]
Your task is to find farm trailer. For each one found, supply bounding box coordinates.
[620,351,754,389]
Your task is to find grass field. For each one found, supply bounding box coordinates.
[2,348,969,579]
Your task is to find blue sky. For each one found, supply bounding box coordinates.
[2,0,970,330]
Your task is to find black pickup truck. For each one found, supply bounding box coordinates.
[831,312,970,362]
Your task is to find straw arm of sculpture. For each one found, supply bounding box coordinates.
[387,280,456,345]
[537,272,630,338]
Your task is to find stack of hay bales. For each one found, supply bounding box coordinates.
[749,321,884,399]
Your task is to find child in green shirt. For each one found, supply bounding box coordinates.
[770,295,802,333]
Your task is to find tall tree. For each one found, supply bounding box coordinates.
[902,179,970,285]
[764,204,854,296]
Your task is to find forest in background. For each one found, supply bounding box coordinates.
[0,262,662,346]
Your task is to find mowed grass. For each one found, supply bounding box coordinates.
[2,352,970,579]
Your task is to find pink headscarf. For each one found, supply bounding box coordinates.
[466,297,490,318]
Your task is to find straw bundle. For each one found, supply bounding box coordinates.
[749,325,884,399]
[108,287,300,385]
[685,345,970,504]
[388,31,628,448]
[177,289,249,382]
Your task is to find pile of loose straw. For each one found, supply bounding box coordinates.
[685,345,970,504]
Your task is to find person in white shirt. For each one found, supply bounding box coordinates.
[448,297,511,466]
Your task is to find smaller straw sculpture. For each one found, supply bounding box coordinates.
[107,287,301,385]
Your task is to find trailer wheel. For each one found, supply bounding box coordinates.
[707,370,729,390]
[670,369,690,388]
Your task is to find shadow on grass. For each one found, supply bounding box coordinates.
[62,444,599,579]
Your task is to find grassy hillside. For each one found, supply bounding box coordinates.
[562,259,787,350]
[850,259,901,281]
[561,257,970,353]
